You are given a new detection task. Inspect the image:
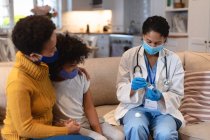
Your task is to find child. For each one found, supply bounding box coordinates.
[49,32,124,140]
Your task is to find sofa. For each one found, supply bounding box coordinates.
[1,51,210,140]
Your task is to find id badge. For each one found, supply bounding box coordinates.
[144,99,158,110]
[144,84,158,110]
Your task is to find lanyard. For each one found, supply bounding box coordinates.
[144,55,157,85]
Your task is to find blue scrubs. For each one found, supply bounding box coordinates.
[121,55,182,140]
[144,54,157,86]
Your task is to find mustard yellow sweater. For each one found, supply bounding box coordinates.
[1,51,68,140]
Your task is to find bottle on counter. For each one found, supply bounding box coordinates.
[86,24,90,33]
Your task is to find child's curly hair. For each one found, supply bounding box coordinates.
[49,32,91,80]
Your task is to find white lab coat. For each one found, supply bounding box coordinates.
[114,46,185,127]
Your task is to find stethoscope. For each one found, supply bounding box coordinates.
[133,46,171,87]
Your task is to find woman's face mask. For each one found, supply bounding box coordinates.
[142,41,164,55]
[40,51,59,64]
[29,51,59,64]
[59,68,79,79]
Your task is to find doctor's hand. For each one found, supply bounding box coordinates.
[131,77,147,91]
[145,88,163,101]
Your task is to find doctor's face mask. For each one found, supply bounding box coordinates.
[142,41,164,55]
[143,31,166,55]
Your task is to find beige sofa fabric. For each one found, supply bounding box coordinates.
[95,105,118,118]
[184,52,210,71]
[81,57,121,106]
[176,52,185,66]
[179,123,210,140]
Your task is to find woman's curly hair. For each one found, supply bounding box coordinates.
[12,15,56,55]
[142,16,170,38]
[49,32,91,80]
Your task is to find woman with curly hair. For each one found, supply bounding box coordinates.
[48,32,124,140]
[1,15,92,140]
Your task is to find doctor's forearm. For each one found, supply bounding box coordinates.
[130,89,145,97]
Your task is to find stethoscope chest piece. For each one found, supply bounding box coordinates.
[134,66,141,73]
[164,79,171,87]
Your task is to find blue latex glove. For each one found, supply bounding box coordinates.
[145,88,163,101]
[131,77,147,91]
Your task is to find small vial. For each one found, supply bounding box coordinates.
[134,66,141,78]
[134,71,141,78]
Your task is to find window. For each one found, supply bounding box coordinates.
[0,0,62,29]
[0,0,10,28]
[13,0,34,23]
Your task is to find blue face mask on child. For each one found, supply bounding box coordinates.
[59,68,79,79]
[142,41,164,55]
[40,51,59,64]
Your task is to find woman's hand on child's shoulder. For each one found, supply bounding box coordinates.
[78,67,90,80]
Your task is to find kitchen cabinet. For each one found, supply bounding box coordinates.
[109,34,133,57]
[166,37,188,52]
[188,0,210,52]
[68,0,92,11]
[75,34,99,58]
[68,0,112,11]
[95,34,110,57]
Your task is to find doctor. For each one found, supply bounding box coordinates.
[115,16,184,140]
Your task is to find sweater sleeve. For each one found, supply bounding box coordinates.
[6,81,69,138]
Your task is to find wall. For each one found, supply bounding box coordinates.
[150,0,165,17]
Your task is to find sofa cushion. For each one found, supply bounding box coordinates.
[180,71,210,124]
[95,105,118,118]
[0,62,13,123]
[179,122,210,140]
[83,57,121,106]
[184,52,210,71]
[176,52,185,67]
